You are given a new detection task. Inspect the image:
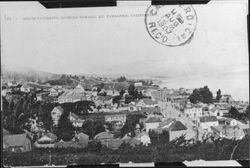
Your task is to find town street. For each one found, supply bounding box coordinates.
[160,101,206,141]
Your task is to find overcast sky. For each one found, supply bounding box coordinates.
[1,3,248,75]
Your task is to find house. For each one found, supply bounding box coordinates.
[219,107,230,117]
[34,133,57,148]
[198,116,219,132]
[49,88,58,97]
[36,93,44,101]
[58,89,88,104]
[20,85,31,93]
[137,98,158,108]
[171,96,189,105]
[168,120,188,141]
[106,90,120,96]
[134,82,143,87]
[211,125,245,140]
[3,133,32,152]
[45,132,58,142]
[94,132,115,141]
[75,84,85,93]
[150,90,171,102]
[184,102,202,118]
[210,107,223,117]
[154,118,176,133]
[141,107,162,118]
[75,132,89,147]
[152,119,189,141]
[69,112,85,127]
[54,139,88,149]
[220,94,234,103]
[51,106,64,125]
[104,113,127,125]
[29,118,39,132]
[145,117,161,132]
[225,118,238,127]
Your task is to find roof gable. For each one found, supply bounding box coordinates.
[54,106,64,112]
[169,121,187,131]
[94,132,114,140]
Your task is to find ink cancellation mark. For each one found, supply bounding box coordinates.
[145,5,197,47]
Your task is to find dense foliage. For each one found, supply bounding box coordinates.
[55,111,75,141]
[189,86,213,104]
[228,106,249,122]
[2,91,95,135]
[81,120,106,139]
[216,89,222,102]
[120,113,145,137]
[45,74,79,86]
[3,135,249,166]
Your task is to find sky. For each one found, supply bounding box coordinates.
[1,3,248,73]
[1,2,249,100]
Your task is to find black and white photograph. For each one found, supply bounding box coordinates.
[1,1,249,167]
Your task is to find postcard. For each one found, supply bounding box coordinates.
[1,1,249,167]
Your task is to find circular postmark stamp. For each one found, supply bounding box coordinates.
[145,5,197,46]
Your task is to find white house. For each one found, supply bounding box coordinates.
[104,113,127,125]
[184,102,202,118]
[137,98,158,108]
[51,106,64,125]
[69,112,85,127]
[169,121,188,141]
[145,117,161,132]
[20,85,31,93]
[134,82,143,87]
[225,118,238,127]
[58,90,87,104]
[198,116,219,132]
[210,107,224,117]
[75,84,85,93]
[49,88,58,97]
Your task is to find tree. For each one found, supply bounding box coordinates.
[229,106,237,119]
[82,120,105,139]
[216,89,222,102]
[97,87,101,93]
[100,83,105,89]
[245,106,250,120]
[159,130,170,145]
[128,84,136,96]
[117,76,127,82]
[120,114,145,137]
[40,102,54,131]
[56,112,75,141]
[119,89,125,97]
[125,94,133,104]
[112,95,122,105]
[148,130,159,145]
[189,86,213,104]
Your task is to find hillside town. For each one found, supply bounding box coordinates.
[2,74,249,165]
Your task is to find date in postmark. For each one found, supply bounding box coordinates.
[145,5,197,47]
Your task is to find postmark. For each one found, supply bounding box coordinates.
[145,5,197,46]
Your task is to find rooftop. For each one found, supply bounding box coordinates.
[145,117,161,123]
[200,116,218,123]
